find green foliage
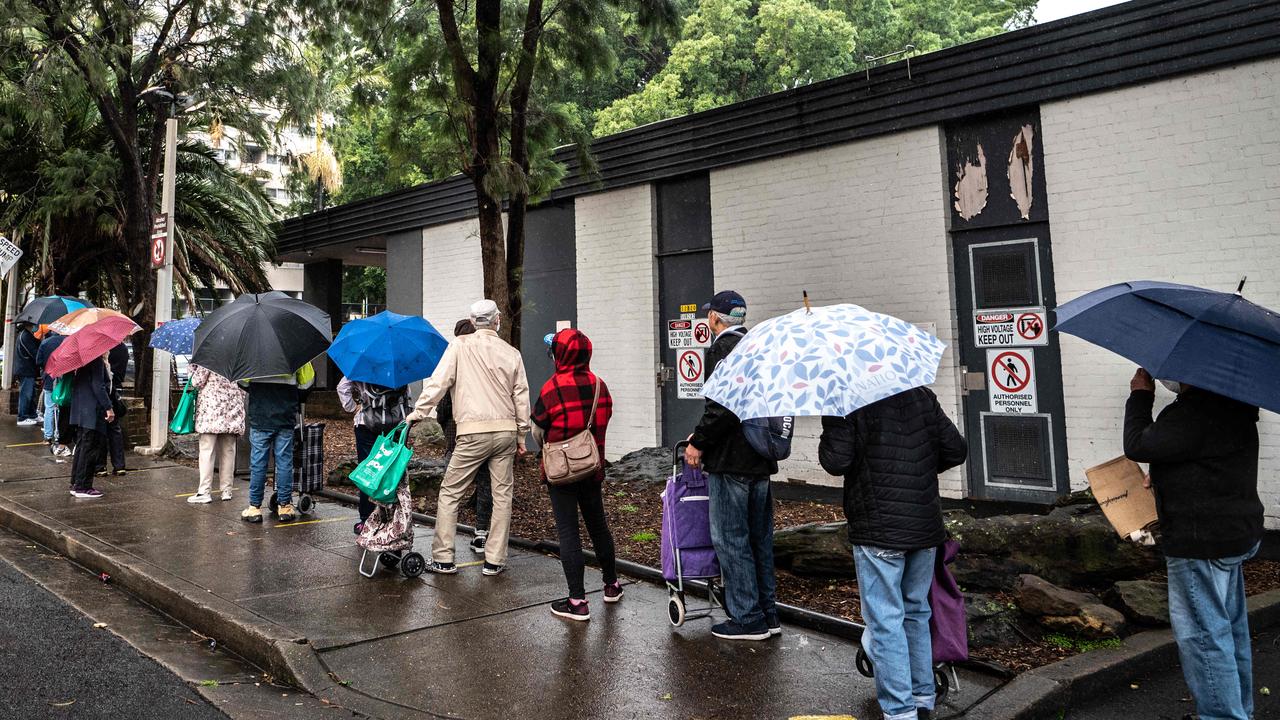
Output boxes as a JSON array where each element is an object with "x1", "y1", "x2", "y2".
[
  {"x1": 594, "y1": 0, "x2": 1036, "y2": 135},
  {"x1": 342, "y1": 267, "x2": 387, "y2": 305},
  {"x1": 630, "y1": 530, "x2": 659, "y2": 542},
  {"x1": 1042, "y1": 633, "x2": 1123, "y2": 653},
  {"x1": 619, "y1": 504, "x2": 640, "y2": 513}
]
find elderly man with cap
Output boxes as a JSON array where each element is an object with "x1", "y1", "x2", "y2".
[
  {"x1": 684, "y1": 290, "x2": 780, "y2": 641},
  {"x1": 407, "y1": 299, "x2": 531, "y2": 576}
]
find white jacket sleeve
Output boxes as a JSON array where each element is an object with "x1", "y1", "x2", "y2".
[
  {"x1": 512, "y1": 358, "x2": 531, "y2": 438},
  {"x1": 406, "y1": 343, "x2": 457, "y2": 422},
  {"x1": 336, "y1": 377, "x2": 357, "y2": 414}
]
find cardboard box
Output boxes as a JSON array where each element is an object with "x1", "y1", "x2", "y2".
[{"x1": 1086, "y1": 456, "x2": 1159, "y2": 538}]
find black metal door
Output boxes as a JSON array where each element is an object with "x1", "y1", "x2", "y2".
[
  {"x1": 520, "y1": 201, "x2": 577, "y2": 450},
  {"x1": 655, "y1": 175, "x2": 714, "y2": 448}
]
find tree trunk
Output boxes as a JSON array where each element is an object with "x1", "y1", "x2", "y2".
[
  {"x1": 504, "y1": 199, "x2": 526, "y2": 350},
  {"x1": 475, "y1": 175, "x2": 509, "y2": 336}
]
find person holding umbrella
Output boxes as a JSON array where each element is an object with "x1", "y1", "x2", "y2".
[
  {"x1": 242, "y1": 364, "x2": 314, "y2": 524},
  {"x1": 13, "y1": 325, "x2": 41, "y2": 426},
  {"x1": 36, "y1": 326, "x2": 72, "y2": 456},
  {"x1": 67, "y1": 353, "x2": 114, "y2": 498}
]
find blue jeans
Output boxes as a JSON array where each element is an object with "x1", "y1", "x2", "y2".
[
  {"x1": 853, "y1": 545, "x2": 937, "y2": 720},
  {"x1": 42, "y1": 389, "x2": 57, "y2": 441},
  {"x1": 707, "y1": 472, "x2": 777, "y2": 628},
  {"x1": 1167, "y1": 541, "x2": 1260, "y2": 720},
  {"x1": 248, "y1": 427, "x2": 294, "y2": 508},
  {"x1": 17, "y1": 376, "x2": 36, "y2": 420}
]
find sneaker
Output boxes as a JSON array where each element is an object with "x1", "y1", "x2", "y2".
[
  {"x1": 187, "y1": 493, "x2": 213, "y2": 504},
  {"x1": 55, "y1": 445, "x2": 72, "y2": 457},
  {"x1": 95, "y1": 469, "x2": 108, "y2": 477},
  {"x1": 482, "y1": 562, "x2": 505, "y2": 576},
  {"x1": 551, "y1": 598, "x2": 591, "y2": 622},
  {"x1": 603, "y1": 581, "x2": 625, "y2": 603},
  {"x1": 711, "y1": 620, "x2": 771, "y2": 641},
  {"x1": 113, "y1": 468, "x2": 128, "y2": 476},
  {"x1": 17, "y1": 418, "x2": 38, "y2": 426},
  {"x1": 470, "y1": 532, "x2": 487, "y2": 554},
  {"x1": 428, "y1": 561, "x2": 458, "y2": 575},
  {"x1": 220, "y1": 489, "x2": 233, "y2": 501},
  {"x1": 70, "y1": 489, "x2": 104, "y2": 499},
  {"x1": 241, "y1": 506, "x2": 263, "y2": 523},
  {"x1": 276, "y1": 504, "x2": 299, "y2": 522},
  {"x1": 766, "y1": 612, "x2": 782, "y2": 637}
]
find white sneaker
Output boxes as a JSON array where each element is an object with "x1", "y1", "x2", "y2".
[
  {"x1": 187, "y1": 493, "x2": 213, "y2": 504},
  {"x1": 221, "y1": 489, "x2": 233, "y2": 501},
  {"x1": 55, "y1": 445, "x2": 73, "y2": 457}
]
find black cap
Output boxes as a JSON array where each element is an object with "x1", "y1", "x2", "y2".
[{"x1": 702, "y1": 290, "x2": 747, "y2": 317}]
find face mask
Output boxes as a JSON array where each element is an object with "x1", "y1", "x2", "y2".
[{"x1": 1160, "y1": 380, "x2": 1183, "y2": 394}]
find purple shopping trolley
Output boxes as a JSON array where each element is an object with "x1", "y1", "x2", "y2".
[{"x1": 661, "y1": 443, "x2": 723, "y2": 627}]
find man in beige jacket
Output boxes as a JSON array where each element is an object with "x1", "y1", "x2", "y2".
[{"x1": 407, "y1": 299, "x2": 530, "y2": 575}]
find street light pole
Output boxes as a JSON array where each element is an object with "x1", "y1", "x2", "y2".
[{"x1": 145, "y1": 115, "x2": 178, "y2": 453}]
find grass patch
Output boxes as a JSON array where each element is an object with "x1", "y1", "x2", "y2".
[
  {"x1": 630, "y1": 530, "x2": 658, "y2": 542},
  {"x1": 619, "y1": 504, "x2": 639, "y2": 513},
  {"x1": 1043, "y1": 633, "x2": 1123, "y2": 653},
  {"x1": 199, "y1": 680, "x2": 219, "y2": 688}
]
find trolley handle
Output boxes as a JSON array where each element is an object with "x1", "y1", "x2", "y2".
[{"x1": 673, "y1": 440, "x2": 691, "y2": 467}]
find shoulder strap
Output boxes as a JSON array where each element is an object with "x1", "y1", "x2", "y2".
[{"x1": 586, "y1": 377, "x2": 602, "y2": 431}]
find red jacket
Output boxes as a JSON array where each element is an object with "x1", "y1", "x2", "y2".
[{"x1": 531, "y1": 329, "x2": 613, "y2": 481}]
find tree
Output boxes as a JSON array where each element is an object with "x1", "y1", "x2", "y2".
[
  {"x1": 594, "y1": 0, "x2": 1035, "y2": 135},
  {"x1": 1, "y1": 0, "x2": 303, "y2": 396}
]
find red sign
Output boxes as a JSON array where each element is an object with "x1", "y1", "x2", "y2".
[
  {"x1": 678, "y1": 349, "x2": 703, "y2": 382},
  {"x1": 693, "y1": 321, "x2": 711, "y2": 344},
  {"x1": 1016, "y1": 313, "x2": 1045, "y2": 342},
  {"x1": 976, "y1": 312, "x2": 1015, "y2": 325},
  {"x1": 990, "y1": 351, "x2": 1032, "y2": 393},
  {"x1": 668, "y1": 320, "x2": 692, "y2": 331},
  {"x1": 150, "y1": 213, "x2": 168, "y2": 269}
]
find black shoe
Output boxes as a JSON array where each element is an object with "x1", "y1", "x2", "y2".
[
  {"x1": 470, "y1": 533, "x2": 487, "y2": 553},
  {"x1": 765, "y1": 612, "x2": 781, "y2": 637},
  {"x1": 428, "y1": 561, "x2": 457, "y2": 575},
  {"x1": 112, "y1": 468, "x2": 128, "y2": 476},
  {"x1": 550, "y1": 598, "x2": 591, "y2": 622},
  {"x1": 482, "y1": 562, "x2": 505, "y2": 576},
  {"x1": 711, "y1": 619, "x2": 771, "y2": 641},
  {"x1": 917, "y1": 709, "x2": 933, "y2": 720}
]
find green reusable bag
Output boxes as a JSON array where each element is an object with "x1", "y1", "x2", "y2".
[
  {"x1": 349, "y1": 422, "x2": 413, "y2": 503},
  {"x1": 168, "y1": 380, "x2": 197, "y2": 435},
  {"x1": 51, "y1": 376, "x2": 73, "y2": 407}
]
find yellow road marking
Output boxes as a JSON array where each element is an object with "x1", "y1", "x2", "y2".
[
  {"x1": 175, "y1": 492, "x2": 196, "y2": 498},
  {"x1": 6, "y1": 441, "x2": 48, "y2": 448},
  {"x1": 276, "y1": 517, "x2": 347, "y2": 528},
  {"x1": 456, "y1": 560, "x2": 484, "y2": 568}
]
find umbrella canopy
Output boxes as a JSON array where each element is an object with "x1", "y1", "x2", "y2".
[
  {"x1": 149, "y1": 317, "x2": 202, "y2": 355},
  {"x1": 327, "y1": 311, "x2": 448, "y2": 387},
  {"x1": 15, "y1": 296, "x2": 92, "y2": 327},
  {"x1": 45, "y1": 315, "x2": 141, "y2": 378},
  {"x1": 191, "y1": 292, "x2": 332, "y2": 381},
  {"x1": 1055, "y1": 280, "x2": 1280, "y2": 414},
  {"x1": 48, "y1": 307, "x2": 132, "y2": 336},
  {"x1": 701, "y1": 304, "x2": 946, "y2": 419}
]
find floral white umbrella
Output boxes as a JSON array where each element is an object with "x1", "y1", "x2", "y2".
[{"x1": 701, "y1": 303, "x2": 946, "y2": 419}]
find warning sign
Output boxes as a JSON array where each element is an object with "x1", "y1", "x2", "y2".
[
  {"x1": 150, "y1": 213, "x2": 168, "y2": 269},
  {"x1": 668, "y1": 318, "x2": 712, "y2": 349},
  {"x1": 0, "y1": 236, "x2": 22, "y2": 276},
  {"x1": 676, "y1": 349, "x2": 705, "y2": 400},
  {"x1": 987, "y1": 349, "x2": 1038, "y2": 414},
  {"x1": 974, "y1": 307, "x2": 1047, "y2": 347}
]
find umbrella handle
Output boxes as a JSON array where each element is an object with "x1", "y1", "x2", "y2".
[
  {"x1": 803, "y1": 290, "x2": 812, "y2": 314},
  {"x1": 1236, "y1": 275, "x2": 1247, "y2": 294}
]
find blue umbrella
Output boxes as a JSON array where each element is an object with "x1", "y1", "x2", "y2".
[
  {"x1": 1055, "y1": 280, "x2": 1280, "y2": 414},
  {"x1": 15, "y1": 295, "x2": 92, "y2": 327},
  {"x1": 148, "y1": 317, "x2": 202, "y2": 355},
  {"x1": 327, "y1": 310, "x2": 448, "y2": 388}
]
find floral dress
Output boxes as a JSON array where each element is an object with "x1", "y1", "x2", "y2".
[{"x1": 190, "y1": 365, "x2": 247, "y2": 436}]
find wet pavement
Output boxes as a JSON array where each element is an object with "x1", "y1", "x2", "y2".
[{"x1": 0, "y1": 421, "x2": 1002, "y2": 719}]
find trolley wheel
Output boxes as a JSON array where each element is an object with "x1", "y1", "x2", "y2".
[
  {"x1": 668, "y1": 593, "x2": 686, "y2": 627},
  {"x1": 353, "y1": 522, "x2": 364, "y2": 536},
  {"x1": 401, "y1": 552, "x2": 426, "y2": 578},
  {"x1": 855, "y1": 647, "x2": 875, "y2": 678},
  {"x1": 934, "y1": 665, "x2": 950, "y2": 706},
  {"x1": 267, "y1": 494, "x2": 279, "y2": 516},
  {"x1": 298, "y1": 494, "x2": 314, "y2": 513},
  {"x1": 379, "y1": 552, "x2": 402, "y2": 569}
]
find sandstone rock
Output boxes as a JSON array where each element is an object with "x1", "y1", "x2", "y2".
[
  {"x1": 1040, "y1": 603, "x2": 1127, "y2": 639},
  {"x1": 945, "y1": 504, "x2": 1161, "y2": 591},
  {"x1": 772, "y1": 522, "x2": 855, "y2": 579},
  {"x1": 409, "y1": 418, "x2": 445, "y2": 447},
  {"x1": 1016, "y1": 574, "x2": 1102, "y2": 617},
  {"x1": 1109, "y1": 580, "x2": 1170, "y2": 626},
  {"x1": 965, "y1": 593, "x2": 1023, "y2": 648},
  {"x1": 605, "y1": 447, "x2": 674, "y2": 485}
]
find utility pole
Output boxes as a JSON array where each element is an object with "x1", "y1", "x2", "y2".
[
  {"x1": 1, "y1": 263, "x2": 18, "y2": 391},
  {"x1": 144, "y1": 115, "x2": 178, "y2": 453}
]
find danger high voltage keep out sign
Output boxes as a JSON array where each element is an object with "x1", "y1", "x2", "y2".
[{"x1": 974, "y1": 307, "x2": 1048, "y2": 348}]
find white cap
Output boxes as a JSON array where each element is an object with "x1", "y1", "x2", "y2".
[{"x1": 470, "y1": 299, "x2": 500, "y2": 327}]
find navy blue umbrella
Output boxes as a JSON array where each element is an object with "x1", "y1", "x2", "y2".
[
  {"x1": 148, "y1": 317, "x2": 201, "y2": 355},
  {"x1": 1055, "y1": 280, "x2": 1280, "y2": 413}
]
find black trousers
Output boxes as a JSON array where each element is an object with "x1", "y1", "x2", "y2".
[
  {"x1": 354, "y1": 425, "x2": 378, "y2": 522},
  {"x1": 96, "y1": 420, "x2": 125, "y2": 473},
  {"x1": 547, "y1": 481, "x2": 618, "y2": 599},
  {"x1": 71, "y1": 428, "x2": 106, "y2": 492}
]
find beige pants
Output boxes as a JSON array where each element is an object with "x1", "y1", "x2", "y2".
[
  {"x1": 197, "y1": 433, "x2": 237, "y2": 496},
  {"x1": 433, "y1": 431, "x2": 517, "y2": 565}
]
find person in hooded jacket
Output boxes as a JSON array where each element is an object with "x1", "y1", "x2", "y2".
[
  {"x1": 819, "y1": 387, "x2": 967, "y2": 720},
  {"x1": 14, "y1": 326, "x2": 41, "y2": 425},
  {"x1": 337, "y1": 375, "x2": 410, "y2": 531},
  {"x1": 531, "y1": 328, "x2": 622, "y2": 621},
  {"x1": 36, "y1": 328, "x2": 73, "y2": 456}
]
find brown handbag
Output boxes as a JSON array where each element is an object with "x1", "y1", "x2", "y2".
[{"x1": 542, "y1": 378, "x2": 603, "y2": 485}]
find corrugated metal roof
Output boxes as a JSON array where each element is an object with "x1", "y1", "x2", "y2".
[{"x1": 276, "y1": 0, "x2": 1280, "y2": 254}]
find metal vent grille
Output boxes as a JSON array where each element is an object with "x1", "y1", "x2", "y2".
[
  {"x1": 973, "y1": 244, "x2": 1037, "y2": 309},
  {"x1": 984, "y1": 414, "x2": 1052, "y2": 488}
]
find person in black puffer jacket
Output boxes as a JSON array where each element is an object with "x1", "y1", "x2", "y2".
[
  {"x1": 1123, "y1": 368, "x2": 1261, "y2": 720},
  {"x1": 819, "y1": 386, "x2": 967, "y2": 720}
]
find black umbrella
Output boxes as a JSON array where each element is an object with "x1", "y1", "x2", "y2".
[
  {"x1": 14, "y1": 295, "x2": 94, "y2": 328},
  {"x1": 191, "y1": 292, "x2": 332, "y2": 381}
]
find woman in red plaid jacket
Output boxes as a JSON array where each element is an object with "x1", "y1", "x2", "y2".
[{"x1": 532, "y1": 328, "x2": 623, "y2": 622}]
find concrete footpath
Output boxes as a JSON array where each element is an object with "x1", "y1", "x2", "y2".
[{"x1": 0, "y1": 421, "x2": 999, "y2": 720}]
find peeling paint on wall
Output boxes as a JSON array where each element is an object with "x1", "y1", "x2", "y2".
[
  {"x1": 1008, "y1": 124, "x2": 1035, "y2": 219},
  {"x1": 954, "y1": 144, "x2": 988, "y2": 221}
]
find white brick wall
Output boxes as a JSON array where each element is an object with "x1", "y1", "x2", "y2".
[
  {"x1": 575, "y1": 186, "x2": 661, "y2": 458},
  {"x1": 1043, "y1": 57, "x2": 1280, "y2": 527},
  {"x1": 420, "y1": 219, "x2": 485, "y2": 333},
  {"x1": 710, "y1": 126, "x2": 965, "y2": 494}
]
